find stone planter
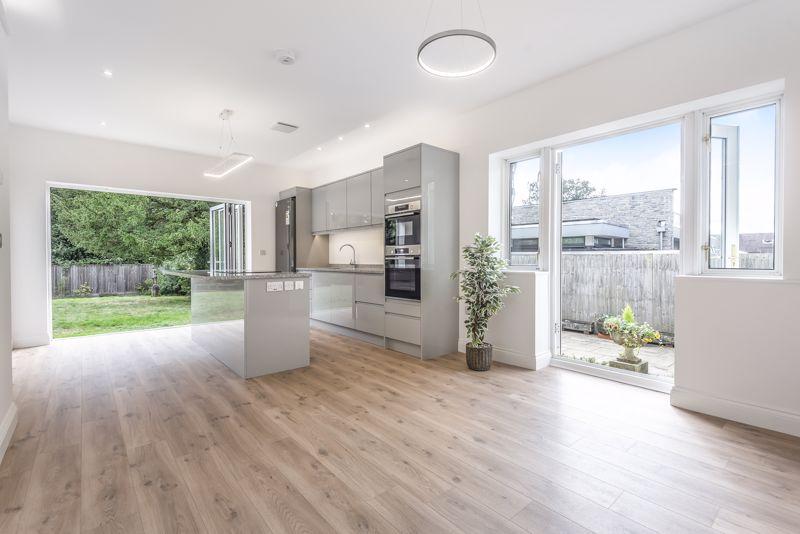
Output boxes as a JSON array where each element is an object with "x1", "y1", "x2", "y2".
[
  {"x1": 608, "y1": 332, "x2": 649, "y2": 374},
  {"x1": 466, "y1": 343, "x2": 493, "y2": 371}
]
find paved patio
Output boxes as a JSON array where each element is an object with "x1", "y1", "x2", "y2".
[{"x1": 560, "y1": 330, "x2": 674, "y2": 379}]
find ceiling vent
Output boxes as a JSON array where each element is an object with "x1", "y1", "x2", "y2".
[{"x1": 271, "y1": 122, "x2": 299, "y2": 134}]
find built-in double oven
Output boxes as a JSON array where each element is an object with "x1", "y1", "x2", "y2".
[{"x1": 384, "y1": 192, "x2": 421, "y2": 300}]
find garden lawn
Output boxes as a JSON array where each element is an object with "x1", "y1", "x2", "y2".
[{"x1": 52, "y1": 295, "x2": 191, "y2": 338}]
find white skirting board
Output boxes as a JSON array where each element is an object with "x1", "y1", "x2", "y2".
[
  {"x1": 458, "y1": 338, "x2": 551, "y2": 370},
  {"x1": 0, "y1": 401, "x2": 18, "y2": 464},
  {"x1": 671, "y1": 386, "x2": 800, "y2": 438}
]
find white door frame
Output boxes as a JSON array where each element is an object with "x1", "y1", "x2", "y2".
[{"x1": 546, "y1": 118, "x2": 684, "y2": 394}]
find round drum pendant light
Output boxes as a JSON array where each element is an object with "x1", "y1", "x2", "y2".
[{"x1": 417, "y1": 29, "x2": 496, "y2": 77}]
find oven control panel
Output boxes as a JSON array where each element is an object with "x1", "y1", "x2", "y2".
[
  {"x1": 385, "y1": 199, "x2": 421, "y2": 216},
  {"x1": 385, "y1": 245, "x2": 421, "y2": 257}
]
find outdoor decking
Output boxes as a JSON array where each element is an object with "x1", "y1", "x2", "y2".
[{"x1": 560, "y1": 330, "x2": 675, "y2": 379}]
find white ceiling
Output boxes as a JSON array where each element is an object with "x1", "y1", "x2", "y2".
[{"x1": 6, "y1": 0, "x2": 750, "y2": 169}]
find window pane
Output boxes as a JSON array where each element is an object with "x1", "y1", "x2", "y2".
[
  {"x1": 509, "y1": 157, "x2": 540, "y2": 268},
  {"x1": 708, "y1": 103, "x2": 776, "y2": 270}
]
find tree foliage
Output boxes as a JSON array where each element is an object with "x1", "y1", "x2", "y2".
[
  {"x1": 525, "y1": 177, "x2": 601, "y2": 204},
  {"x1": 451, "y1": 234, "x2": 520, "y2": 347},
  {"x1": 50, "y1": 188, "x2": 213, "y2": 271}
]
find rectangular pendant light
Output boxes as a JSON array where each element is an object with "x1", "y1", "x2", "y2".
[{"x1": 203, "y1": 152, "x2": 254, "y2": 179}]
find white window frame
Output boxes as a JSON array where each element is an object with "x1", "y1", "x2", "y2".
[
  {"x1": 697, "y1": 94, "x2": 783, "y2": 277},
  {"x1": 487, "y1": 80, "x2": 784, "y2": 392},
  {"x1": 503, "y1": 152, "x2": 545, "y2": 270}
]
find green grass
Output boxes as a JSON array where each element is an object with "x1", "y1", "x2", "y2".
[{"x1": 52, "y1": 295, "x2": 191, "y2": 338}]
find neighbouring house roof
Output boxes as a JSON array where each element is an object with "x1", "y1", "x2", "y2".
[
  {"x1": 512, "y1": 219, "x2": 630, "y2": 240},
  {"x1": 738, "y1": 233, "x2": 775, "y2": 253}
]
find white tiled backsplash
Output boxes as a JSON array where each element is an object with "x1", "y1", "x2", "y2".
[{"x1": 328, "y1": 226, "x2": 383, "y2": 265}]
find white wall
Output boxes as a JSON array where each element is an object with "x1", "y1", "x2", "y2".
[
  {"x1": 308, "y1": 0, "x2": 800, "y2": 433},
  {"x1": 328, "y1": 226, "x2": 383, "y2": 265},
  {"x1": 10, "y1": 125, "x2": 310, "y2": 348},
  {"x1": 673, "y1": 277, "x2": 800, "y2": 435},
  {"x1": 0, "y1": 6, "x2": 16, "y2": 462}
]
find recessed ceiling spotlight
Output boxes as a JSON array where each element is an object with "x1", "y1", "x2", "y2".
[
  {"x1": 274, "y1": 49, "x2": 296, "y2": 66},
  {"x1": 364, "y1": 123, "x2": 371, "y2": 129},
  {"x1": 316, "y1": 146, "x2": 323, "y2": 151},
  {"x1": 99, "y1": 121, "x2": 107, "y2": 127},
  {"x1": 338, "y1": 136, "x2": 344, "y2": 141},
  {"x1": 102, "y1": 68, "x2": 113, "y2": 78}
]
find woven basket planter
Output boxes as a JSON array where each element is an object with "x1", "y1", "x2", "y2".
[{"x1": 466, "y1": 343, "x2": 493, "y2": 371}]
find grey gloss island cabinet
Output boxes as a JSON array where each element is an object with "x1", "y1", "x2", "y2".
[
  {"x1": 311, "y1": 167, "x2": 384, "y2": 233},
  {"x1": 163, "y1": 270, "x2": 312, "y2": 378}
]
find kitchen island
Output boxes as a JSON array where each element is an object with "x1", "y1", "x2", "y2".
[{"x1": 163, "y1": 270, "x2": 311, "y2": 378}]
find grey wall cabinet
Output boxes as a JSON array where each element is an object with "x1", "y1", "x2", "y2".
[
  {"x1": 347, "y1": 172, "x2": 372, "y2": 228},
  {"x1": 326, "y1": 180, "x2": 348, "y2": 231},
  {"x1": 311, "y1": 185, "x2": 328, "y2": 233},
  {"x1": 384, "y1": 146, "x2": 421, "y2": 194},
  {"x1": 312, "y1": 166, "x2": 384, "y2": 233},
  {"x1": 370, "y1": 168, "x2": 384, "y2": 224}
]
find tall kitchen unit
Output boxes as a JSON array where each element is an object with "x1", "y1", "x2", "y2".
[{"x1": 383, "y1": 144, "x2": 459, "y2": 359}]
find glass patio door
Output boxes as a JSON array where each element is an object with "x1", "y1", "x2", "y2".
[
  {"x1": 550, "y1": 122, "x2": 682, "y2": 390},
  {"x1": 210, "y1": 203, "x2": 246, "y2": 272}
]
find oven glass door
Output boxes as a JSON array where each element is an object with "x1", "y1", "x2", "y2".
[
  {"x1": 385, "y1": 256, "x2": 421, "y2": 300},
  {"x1": 385, "y1": 213, "x2": 421, "y2": 247}
]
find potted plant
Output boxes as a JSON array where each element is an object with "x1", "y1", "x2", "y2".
[
  {"x1": 451, "y1": 234, "x2": 520, "y2": 371},
  {"x1": 595, "y1": 314, "x2": 611, "y2": 340},
  {"x1": 603, "y1": 304, "x2": 660, "y2": 374}
]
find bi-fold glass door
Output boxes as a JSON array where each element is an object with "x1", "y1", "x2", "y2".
[{"x1": 210, "y1": 203, "x2": 246, "y2": 272}]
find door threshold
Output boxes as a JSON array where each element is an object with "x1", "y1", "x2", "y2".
[{"x1": 550, "y1": 356, "x2": 672, "y2": 393}]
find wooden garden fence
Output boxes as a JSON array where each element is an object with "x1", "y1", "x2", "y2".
[
  {"x1": 51, "y1": 264, "x2": 155, "y2": 298},
  {"x1": 510, "y1": 250, "x2": 772, "y2": 334}
]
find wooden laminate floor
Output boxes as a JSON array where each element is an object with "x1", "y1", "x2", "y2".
[{"x1": 2, "y1": 327, "x2": 800, "y2": 533}]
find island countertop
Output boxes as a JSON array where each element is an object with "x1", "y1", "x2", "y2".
[{"x1": 162, "y1": 269, "x2": 311, "y2": 280}]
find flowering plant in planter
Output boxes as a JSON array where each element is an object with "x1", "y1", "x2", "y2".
[
  {"x1": 603, "y1": 305, "x2": 660, "y2": 368},
  {"x1": 451, "y1": 234, "x2": 520, "y2": 371}
]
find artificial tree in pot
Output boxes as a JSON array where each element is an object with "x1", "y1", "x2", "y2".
[{"x1": 451, "y1": 234, "x2": 520, "y2": 371}]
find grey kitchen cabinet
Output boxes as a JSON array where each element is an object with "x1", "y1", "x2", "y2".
[
  {"x1": 326, "y1": 180, "x2": 348, "y2": 230},
  {"x1": 347, "y1": 172, "x2": 372, "y2": 228},
  {"x1": 355, "y1": 273, "x2": 384, "y2": 305},
  {"x1": 370, "y1": 167, "x2": 384, "y2": 224},
  {"x1": 328, "y1": 272, "x2": 355, "y2": 329},
  {"x1": 311, "y1": 185, "x2": 328, "y2": 233},
  {"x1": 385, "y1": 313, "x2": 421, "y2": 345},
  {"x1": 310, "y1": 271, "x2": 354, "y2": 328},
  {"x1": 383, "y1": 145, "x2": 421, "y2": 194},
  {"x1": 356, "y1": 302, "x2": 384, "y2": 337},
  {"x1": 310, "y1": 271, "x2": 332, "y2": 322}
]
